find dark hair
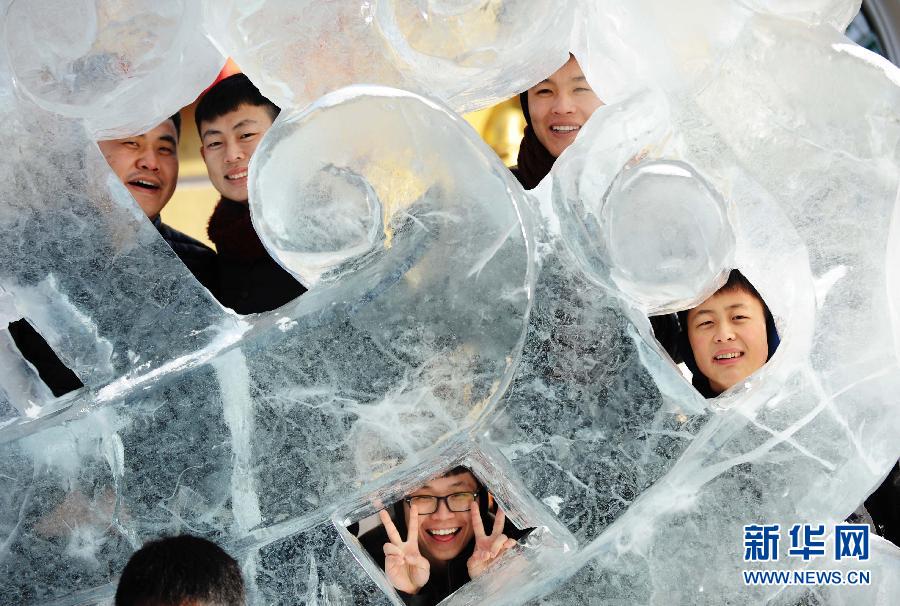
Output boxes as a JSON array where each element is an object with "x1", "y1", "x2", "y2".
[
  {"x1": 519, "y1": 91, "x2": 532, "y2": 126},
  {"x1": 194, "y1": 73, "x2": 280, "y2": 134},
  {"x1": 440, "y1": 465, "x2": 475, "y2": 480},
  {"x1": 676, "y1": 269, "x2": 780, "y2": 398},
  {"x1": 115, "y1": 535, "x2": 245, "y2": 606},
  {"x1": 168, "y1": 112, "x2": 181, "y2": 140},
  {"x1": 714, "y1": 269, "x2": 766, "y2": 302}
]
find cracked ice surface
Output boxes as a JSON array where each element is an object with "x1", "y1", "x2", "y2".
[{"x1": 1, "y1": 0, "x2": 899, "y2": 605}]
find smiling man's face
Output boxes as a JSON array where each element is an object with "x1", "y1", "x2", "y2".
[
  {"x1": 527, "y1": 56, "x2": 604, "y2": 158},
  {"x1": 199, "y1": 103, "x2": 274, "y2": 204},
  {"x1": 687, "y1": 288, "x2": 769, "y2": 394},
  {"x1": 403, "y1": 471, "x2": 479, "y2": 565},
  {"x1": 96, "y1": 120, "x2": 179, "y2": 220}
]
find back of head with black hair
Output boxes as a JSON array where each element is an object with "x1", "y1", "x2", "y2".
[
  {"x1": 115, "y1": 535, "x2": 245, "y2": 606},
  {"x1": 194, "y1": 73, "x2": 280, "y2": 134}
]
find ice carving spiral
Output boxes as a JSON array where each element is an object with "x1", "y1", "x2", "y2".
[{"x1": 0, "y1": 0, "x2": 898, "y2": 605}]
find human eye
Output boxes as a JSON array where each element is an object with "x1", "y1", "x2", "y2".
[
  {"x1": 122, "y1": 140, "x2": 139, "y2": 148},
  {"x1": 239, "y1": 131, "x2": 258, "y2": 140},
  {"x1": 445, "y1": 493, "x2": 476, "y2": 513},
  {"x1": 696, "y1": 319, "x2": 714, "y2": 328},
  {"x1": 159, "y1": 146, "x2": 175, "y2": 155},
  {"x1": 408, "y1": 495, "x2": 437, "y2": 512},
  {"x1": 204, "y1": 139, "x2": 222, "y2": 150}
]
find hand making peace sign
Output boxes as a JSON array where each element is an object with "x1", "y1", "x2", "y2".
[
  {"x1": 467, "y1": 504, "x2": 517, "y2": 579},
  {"x1": 379, "y1": 504, "x2": 431, "y2": 595}
]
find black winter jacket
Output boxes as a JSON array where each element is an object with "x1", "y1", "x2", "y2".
[
  {"x1": 212, "y1": 255, "x2": 305, "y2": 315},
  {"x1": 207, "y1": 198, "x2": 306, "y2": 315},
  {"x1": 153, "y1": 217, "x2": 217, "y2": 291},
  {"x1": 864, "y1": 462, "x2": 900, "y2": 548}
]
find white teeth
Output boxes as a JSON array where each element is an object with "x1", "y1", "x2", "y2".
[
  {"x1": 551, "y1": 125, "x2": 579, "y2": 132},
  {"x1": 428, "y1": 528, "x2": 459, "y2": 536},
  {"x1": 714, "y1": 352, "x2": 742, "y2": 360},
  {"x1": 132, "y1": 179, "x2": 158, "y2": 188},
  {"x1": 226, "y1": 170, "x2": 248, "y2": 180}
]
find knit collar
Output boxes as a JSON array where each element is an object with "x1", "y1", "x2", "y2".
[{"x1": 207, "y1": 197, "x2": 269, "y2": 260}]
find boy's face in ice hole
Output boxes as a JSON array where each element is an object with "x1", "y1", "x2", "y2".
[
  {"x1": 402, "y1": 471, "x2": 479, "y2": 564},
  {"x1": 686, "y1": 287, "x2": 769, "y2": 394}
]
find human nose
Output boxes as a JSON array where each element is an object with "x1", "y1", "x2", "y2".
[
  {"x1": 714, "y1": 323, "x2": 736, "y2": 343},
  {"x1": 137, "y1": 149, "x2": 160, "y2": 172},
  {"x1": 432, "y1": 498, "x2": 454, "y2": 520},
  {"x1": 551, "y1": 91, "x2": 576, "y2": 114},
  {"x1": 224, "y1": 140, "x2": 246, "y2": 164}
]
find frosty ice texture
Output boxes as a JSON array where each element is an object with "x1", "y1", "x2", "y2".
[
  {"x1": 4, "y1": 0, "x2": 224, "y2": 138},
  {"x1": 203, "y1": 0, "x2": 572, "y2": 113},
  {"x1": 1, "y1": 0, "x2": 899, "y2": 605}
]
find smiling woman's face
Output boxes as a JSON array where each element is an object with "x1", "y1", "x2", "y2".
[
  {"x1": 403, "y1": 472, "x2": 479, "y2": 564},
  {"x1": 527, "y1": 56, "x2": 604, "y2": 158}
]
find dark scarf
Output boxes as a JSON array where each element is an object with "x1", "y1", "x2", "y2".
[
  {"x1": 514, "y1": 91, "x2": 557, "y2": 190},
  {"x1": 207, "y1": 197, "x2": 269, "y2": 260}
]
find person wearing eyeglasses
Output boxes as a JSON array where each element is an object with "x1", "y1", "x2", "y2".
[{"x1": 358, "y1": 466, "x2": 522, "y2": 605}]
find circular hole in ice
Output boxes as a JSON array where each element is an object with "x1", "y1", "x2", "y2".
[{"x1": 601, "y1": 160, "x2": 734, "y2": 313}]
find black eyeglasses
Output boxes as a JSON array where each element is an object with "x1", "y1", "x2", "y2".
[{"x1": 404, "y1": 492, "x2": 479, "y2": 515}]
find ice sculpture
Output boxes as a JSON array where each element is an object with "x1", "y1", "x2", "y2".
[
  {"x1": 0, "y1": 1, "x2": 898, "y2": 605},
  {"x1": 202, "y1": 0, "x2": 572, "y2": 113},
  {"x1": 3, "y1": 0, "x2": 224, "y2": 139}
]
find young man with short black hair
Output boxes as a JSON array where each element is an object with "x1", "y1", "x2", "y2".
[
  {"x1": 359, "y1": 467, "x2": 524, "y2": 606},
  {"x1": 677, "y1": 270, "x2": 899, "y2": 547},
  {"x1": 195, "y1": 73, "x2": 305, "y2": 314},
  {"x1": 678, "y1": 269, "x2": 779, "y2": 398}
]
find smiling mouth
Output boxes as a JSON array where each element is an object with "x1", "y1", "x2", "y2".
[
  {"x1": 128, "y1": 179, "x2": 160, "y2": 191},
  {"x1": 426, "y1": 528, "x2": 460, "y2": 542},
  {"x1": 714, "y1": 352, "x2": 744, "y2": 361},
  {"x1": 225, "y1": 170, "x2": 248, "y2": 181},
  {"x1": 550, "y1": 125, "x2": 580, "y2": 133}
]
